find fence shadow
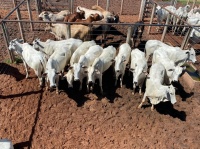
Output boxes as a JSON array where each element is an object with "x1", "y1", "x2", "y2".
[
  {"x1": 0, "y1": 63, "x2": 25, "y2": 81},
  {"x1": 13, "y1": 89, "x2": 43, "y2": 149}
]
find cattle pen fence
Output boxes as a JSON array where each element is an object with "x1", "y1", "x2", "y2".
[{"x1": 0, "y1": 0, "x2": 200, "y2": 67}]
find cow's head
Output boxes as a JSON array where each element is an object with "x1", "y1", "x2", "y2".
[
  {"x1": 187, "y1": 47, "x2": 197, "y2": 63},
  {"x1": 167, "y1": 85, "x2": 177, "y2": 104},
  {"x1": 43, "y1": 68, "x2": 60, "y2": 91}
]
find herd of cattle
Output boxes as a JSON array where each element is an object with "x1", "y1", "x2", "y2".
[
  {"x1": 5, "y1": 4, "x2": 200, "y2": 111},
  {"x1": 8, "y1": 36, "x2": 197, "y2": 111},
  {"x1": 38, "y1": 5, "x2": 119, "y2": 41},
  {"x1": 155, "y1": 4, "x2": 200, "y2": 45}
]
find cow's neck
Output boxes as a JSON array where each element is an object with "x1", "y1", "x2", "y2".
[{"x1": 14, "y1": 42, "x2": 23, "y2": 55}]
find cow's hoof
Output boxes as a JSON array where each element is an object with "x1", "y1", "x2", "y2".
[{"x1": 138, "y1": 104, "x2": 142, "y2": 109}]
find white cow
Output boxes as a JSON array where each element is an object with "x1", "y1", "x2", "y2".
[
  {"x1": 70, "y1": 40, "x2": 96, "y2": 66},
  {"x1": 189, "y1": 20, "x2": 200, "y2": 45},
  {"x1": 39, "y1": 10, "x2": 70, "y2": 21},
  {"x1": 88, "y1": 45, "x2": 116, "y2": 94},
  {"x1": 114, "y1": 43, "x2": 131, "y2": 87},
  {"x1": 76, "y1": 6, "x2": 103, "y2": 19},
  {"x1": 156, "y1": 5, "x2": 176, "y2": 31},
  {"x1": 64, "y1": 40, "x2": 96, "y2": 88},
  {"x1": 9, "y1": 39, "x2": 47, "y2": 87},
  {"x1": 152, "y1": 48, "x2": 184, "y2": 84},
  {"x1": 173, "y1": 5, "x2": 191, "y2": 33},
  {"x1": 33, "y1": 38, "x2": 82, "y2": 56},
  {"x1": 138, "y1": 63, "x2": 177, "y2": 111},
  {"x1": 145, "y1": 40, "x2": 197, "y2": 66},
  {"x1": 73, "y1": 45, "x2": 103, "y2": 90},
  {"x1": 43, "y1": 45, "x2": 71, "y2": 94},
  {"x1": 0, "y1": 139, "x2": 14, "y2": 149},
  {"x1": 130, "y1": 48, "x2": 148, "y2": 95}
]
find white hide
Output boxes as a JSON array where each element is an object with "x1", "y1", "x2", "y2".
[
  {"x1": 45, "y1": 45, "x2": 71, "y2": 93},
  {"x1": 70, "y1": 40, "x2": 96, "y2": 66},
  {"x1": 138, "y1": 63, "x2": 177, "y2": 111},
  {"x1": 145, "y1": 40, "x2": 197, "y2": 66},
  {"x1": 76, "y1": 6, "x2": 103, "y2": 19},
  {"x1": 130, "y1": 48, "x2": 147, "y2": 95},
  {"x1": 73, "y1": 45, "x2": 103, "y2": 90},
  {"x1": 88, "y1": 45, "x2": 116, "y2": 93},
  {"x1": 152, "y1": 48, "x2": 184, "y2": 83},
  {"x1": 39, "y1": 10, "x2": 70, "y2": 21},
  {"x1": 33, "y1": 38, "x2": 82, "y2": 56},
  {"x1": 9, "y1": 39, "x2": 47, "y2": 87},
  {"x1": 114, "y1": 43, "x2": 131, "y2": 87}
]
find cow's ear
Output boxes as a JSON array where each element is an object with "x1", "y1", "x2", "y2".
[
  {"x1": 122, "y1": 59, "x2": 126, "y2": 63},
  {"x1": 111, "y1": 59, "x2": 115, "y2": 63},
  {"x1": 69, "y1": 66, "x2": 73, "y2": 70},
  {"x1": 182, "y1": 66, "x2": 186, "y2": 70},
  {"x1": 82, "y1": 65, "x2": 88, "y2": 68},
  {"x1": 168, "y1": 68, "x2": 174, "y2": 71},
  {"x1": 42, "y1": 73, "x2": 47, "y2": 77},
  {"x1": 143, "y1": 70, "x2": 148, "y2": 75},
  {"x1": 18, "y1": 39, "x2": 24, "y2": 43},
  {"x1": 95, "y1": 69, "x2": 100, "y2": 74}
]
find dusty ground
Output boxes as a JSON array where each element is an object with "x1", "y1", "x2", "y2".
[{"x1": 0, "y1": 1, "x2": 200, "y2": 149}]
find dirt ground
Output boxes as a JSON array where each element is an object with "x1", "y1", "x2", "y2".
[{"x1": 0, "y1": 1, "x2": 200, "y2": 149}]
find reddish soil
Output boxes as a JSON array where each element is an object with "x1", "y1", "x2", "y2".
[{"x1": 0, "y1": 1, "x2": 200, "y2": 149}]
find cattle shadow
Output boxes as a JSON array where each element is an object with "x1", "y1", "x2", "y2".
[
  {"x1": 0, "y1": 63, "x2": 25, "y2": 81},
  {"x1": 136, "y1": 40, "x2": 147, "y2": 52},
  {"x1": 84, "y1": 65, "x2": 122, "y2": 103},
  {"x1": 58, "y1": 78, "x2": 90, "y2": 107},
  {"x1": 172, "y1": 81, "x2": 194, "y2": 101},
  {"x1": 155, "y1": 102, "x2": 186, "y2": 121}
]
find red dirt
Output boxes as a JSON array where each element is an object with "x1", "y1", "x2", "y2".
[{"x1": 0, "y1": 1, "x2": 200, "y2": 149}]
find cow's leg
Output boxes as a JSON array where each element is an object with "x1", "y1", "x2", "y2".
[
  {"x1": 22, "y1": 60, "x2": 29, "y2": 78},
  {"x1": 79, "y1": 76, "x2": 83, "y2": 91},
  {"x1": 55, "y1": 75, "x2": 60, "y2": 94},
  {"x1": 151, "y1": 104, "x2": 154, "y2": 111},
  {"x1": 99, "y1": 75, "x2": 103, "y2": 94},
  {"x1": 132, "y1": 80, "x2": 136, "y2": 95},
  {"x1": 46, "y1": 77, "x2": 49, "y2": 91},
  {"x1": 138, "y1": 92, "x2": 146, "y2": 108},
  {"x1": 86, "y1": 77, "x2": 89, "y2": 93},
  {"x1": 120, "y1": 73, "x2": 124, "y2": 88}
]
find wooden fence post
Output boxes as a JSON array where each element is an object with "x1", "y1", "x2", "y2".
[
  {"x1": 67, "y1": 23, "x2": 71, "y2": 39},
  {"x1": 120, "y1": 0, "x2": 124, "y2": 15},
  {"x1": 192, "y1": 0, "x2": 197, "y2": 9},
  {"x1": 71, "y1": 0, "x2": 74, "y2": 13},
  {"x1": 27, "y1": 0, "x2": 34, "y2": 31},
  {"x1": 138, "y1": 0, "x2": 146, "y2": 21},
  {"x1": 106, "y1": 0, "x2": 110, "y2": 11},
  {"x1": 181, "y1": 27, "x2": 192, "y2": 49},
  {"x1": 126, "y1": 26, "x2": 133, "y2": 47},
  {"x1": 1, "y1": 22, "x2": 14, "y2": 62},
  {"x1": 13, "y1": 0, "x2": 25, "y2": 41},
  {"x1": 147, "y1": 3, "x2": 156, "y2": 34},
  {"x1": 161, "y1": 14, "x2": 170, "y2": 42}
]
